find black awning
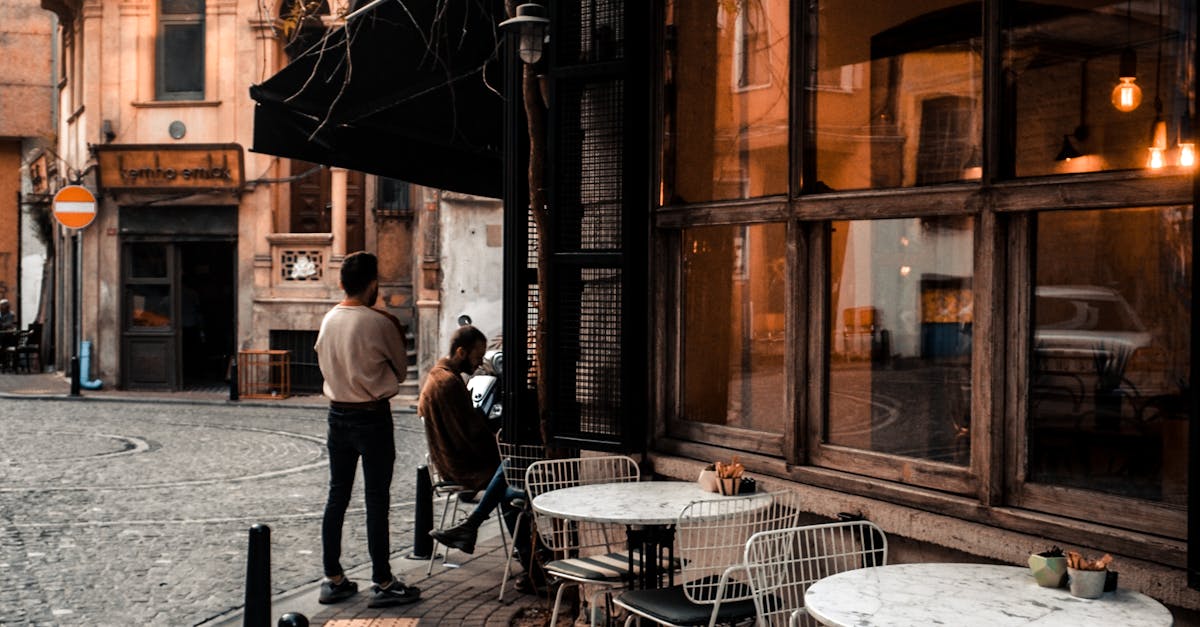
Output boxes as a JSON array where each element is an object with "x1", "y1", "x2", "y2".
[{"x1": 250, "y1": 0, "x2": 505, "y2": 198}]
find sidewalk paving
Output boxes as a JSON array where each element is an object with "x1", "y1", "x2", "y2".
[
  {"x1": 2, "y1": 371, "x2": 555, "y2": 626},
  {"x1": 203, "y1": 523, "x2": 550, "y2": 627}
]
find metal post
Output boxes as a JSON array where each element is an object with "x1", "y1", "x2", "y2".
[
  {"x1": 229, "y1": 355, "x2": 239, "y2": 401},
  {"x1": 244, "y1": 524, "x2": 271, "y2": 627},
  {"x1": 69, "y1": 231, "x2": 80, "y2": 396},
  {"x1": 408, "y1": 465, "x2": 434, "y2": 559},
  {"x1": 277, "y1": 613, "x2": 308, "y2": 627}
]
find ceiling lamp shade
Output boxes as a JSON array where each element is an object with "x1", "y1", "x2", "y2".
[
  {"x1": 500, "y1": 3, "x2": 550, "y2": 65},
  {"x1": 1055, "y1": 134, "x2": 1082, "y2": 161}
]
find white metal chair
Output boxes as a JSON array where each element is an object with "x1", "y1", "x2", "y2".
[
  {"x1": 495, "y1": 436, "x2": 548, "y2": 601},
  {"x1": 424, "y1": 450, "x2": 510, "y2": 575},
  {"x1": 613, "y1": 490, "x2": 800, "y2": 627},
  {"x1": 743, "y1": 520, "x2": 888, "y2": 627},
  {"x1": 525, "y1": 455, "x2": 640, "y2": 627}
]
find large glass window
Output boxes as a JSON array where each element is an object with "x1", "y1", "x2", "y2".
[
  {"x1": 681, "y1": 224, "x2": 787, "y2": 434},
  {"x1": 1006, "y1": 0, "x2": 1196, "y2": 176},
  {"x1": 828, "y1": 216, "x2": 974, "y2": 464},
  {"x1": 1030, "y1": 206, "x2": 1190, "y2": 504},
  {"x1": 815, "y1": 0, "x2": 982, "y2": 191},
  {"x1": 662, "y1": 0, "x2": 789, "y2": 204},
  {"x1": 157, "y1": 0, "x2": 205, "y2": 100}
]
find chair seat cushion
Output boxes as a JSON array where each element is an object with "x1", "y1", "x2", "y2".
[
  {"x1": 545, "y1": 550, "x2": 682, "y2": 582},
  {"x1": 615, "y1": 580, "x2": 759, "y2": 626}
]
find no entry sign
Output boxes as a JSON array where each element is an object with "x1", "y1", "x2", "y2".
[{"x1": 52, "y1": 185, "x2": 97, "y2": 229}]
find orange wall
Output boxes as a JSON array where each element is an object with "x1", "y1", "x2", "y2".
[{"x1": 0, "y1": 142, "x2": 19, "y2": 309}]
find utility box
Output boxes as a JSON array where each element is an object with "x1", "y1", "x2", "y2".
[{"x1": 238, "y1": 349, "x2": 291, "y2": 399}]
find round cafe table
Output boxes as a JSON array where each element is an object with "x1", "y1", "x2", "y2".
[
  {"x1": 532, "y1": 481, "x2": 765, "y2": 588},
  {"x1": 803, "y1": 563, "x2": 1173, "y2": 627}
]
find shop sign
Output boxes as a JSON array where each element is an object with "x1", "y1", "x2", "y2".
[{"x1": 96, "y1": 144, "x2": 244, "y2": 192}]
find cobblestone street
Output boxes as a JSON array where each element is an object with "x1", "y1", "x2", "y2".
[{"x1": 0, "y1": 397, "x2": 428, "y2": 626}]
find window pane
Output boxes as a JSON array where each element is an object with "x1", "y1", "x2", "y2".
[
  {"x1": 130, "y1": 243, "x2": 167, "y2": 278},
  {"x1": 828, "y1": 216, "x2": 974, "y2": 464},
  {"x1": 1007, "y1": 1, "x2": 1196, "y2": 176},
  {"x1": 815, "y1": 1, "x2": 982, "y2": 191},
  {"x1": 662, "y1": 1, "x2": 789, "y2": 204},
  {"x1": 162, "y1": 0, "x2": 203, "y2": 14},
  {"x1": 682, "y1": 224, "x2": 787, "y2": 433},
  {"x1": 129, "y1": 284, "x2": 172, "y2": 328},
  {"x1": 1030, "y1": 206, "x2": 1190, "y2": 504},
  {"x1": 162, "y1": 23, "x2": 204, "y2": 94}
]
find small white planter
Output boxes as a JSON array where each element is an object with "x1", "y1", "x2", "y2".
[{"x1": 1068, "y1": 567, "x2": 1107, "y2": 599}]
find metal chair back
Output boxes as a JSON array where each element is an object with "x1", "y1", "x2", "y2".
[
  {"x1": 744, "y1": 520, "x2": 889, "y2": 626},
  {"x1": 674, "y1": 490, "x2": 800, "y2": 607},
  {"x1": 524, "y1": 455, "x2": 639, "y2": 556}
]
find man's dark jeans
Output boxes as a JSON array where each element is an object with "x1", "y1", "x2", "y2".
[
  {"x1": 468, "y1": 463, "x2": 547, "y2": 578},
  {"x1": 322, "y1": 406, "x2": 395, "y2": 585}
]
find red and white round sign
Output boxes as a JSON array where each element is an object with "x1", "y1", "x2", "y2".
[{"x1": 52, "y1": 185, "x2": 97, "y2": 229}]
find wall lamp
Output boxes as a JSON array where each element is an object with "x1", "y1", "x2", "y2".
[{"x1": 500, "y1": 2, "x2": 550, "y2": 65}]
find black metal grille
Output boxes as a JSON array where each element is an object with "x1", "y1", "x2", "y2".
[
  {"x1": 269, "y1": 330, "x2": 322, "y2": 393},
  {"x1": 555, "y1": 0, "x2": 625, "y2": 64},
  {"x1": 552, "y1": 267, "x2": 623, "y2": 437},
  {"x1": 555, "y1": 79, "x2": 624, "y2": 251}
]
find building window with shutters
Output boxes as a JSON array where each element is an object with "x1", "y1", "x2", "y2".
[{"x1": 156, "y1": 0, "x2": 205, "y2": 101}]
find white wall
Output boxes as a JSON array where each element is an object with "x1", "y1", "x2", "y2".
[{"x1": 437, "y1": 194, "x2": 503, "y2": 355}]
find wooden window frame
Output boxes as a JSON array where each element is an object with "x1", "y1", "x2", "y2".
[{"x1": 155, "y1": 0, "x2": 206, "y2": 101}]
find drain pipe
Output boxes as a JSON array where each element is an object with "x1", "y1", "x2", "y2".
[{"x1": 79, "y1": 340, "x2": 104, "y2": 390}]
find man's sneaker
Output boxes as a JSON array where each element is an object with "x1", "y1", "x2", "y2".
[
  {"x1": 367, "y1": 581, "x2": 421, "y2": 608},
  {"x1": 430, "y1": 522, "x2": 478, "y2": 554},
  {"x1": 318, "y1": 577, "x2": 358, "y2": 604}
]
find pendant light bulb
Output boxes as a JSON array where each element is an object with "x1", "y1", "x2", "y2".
[
  {"x1": 1111, "y1": 47, "x2": 1142, "y2": 112},
  {"x1": 1180, "y1": 143, "x2": 1195, "y2": 167}
]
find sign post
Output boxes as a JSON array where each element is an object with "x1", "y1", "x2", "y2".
[{"x1": 52, "y1": 185, "x2": 97, "y2": 397}]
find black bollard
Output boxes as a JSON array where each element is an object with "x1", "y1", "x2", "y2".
[
  {"x1": 244, "y1": 524, "x2": 271, "y2": 627},
  {"x1": 408, "y1": 465, "x2": 434, "y2": 559},
  {"x1": 229, "y1": 356, "x2": 239, "y2": 401},
  {"x1": 277, "y1": 613, "x2": 309, "y2": 627},
  {"x1": 69, "y1": 355, "x2": 80, "y2": 396}
]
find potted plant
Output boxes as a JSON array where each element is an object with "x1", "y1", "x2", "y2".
[
  {"x1": 714, "y1": 457, "x2": 745, "y2": 495},
  {"x1": 697, "y1": 464, "x2": 718, "y2": 493},
  {"x1": 1027, "y1": 546, "x2": 1067, "y2": 588},
  {"x1": 1066, "y1": 551, "x2": 1113, "y2": 599}
]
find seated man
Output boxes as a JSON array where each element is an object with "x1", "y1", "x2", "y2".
[{"x1": 420, "y1": 325, "x2": 545, "y2": 591}]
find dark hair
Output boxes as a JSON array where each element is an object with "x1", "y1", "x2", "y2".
[
  {"x1": 450, "y1": 325, "x2": 487, "y2": 356},
  {"x1": 340, "y1": 251, "x2": 378, "y2": 296}
]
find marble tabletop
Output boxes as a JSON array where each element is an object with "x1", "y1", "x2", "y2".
[
  {"x1": 804, "y1": 563, "x2": 1173, "y2": 627},
  {"x1": 531, "y1": 481, "x2": 761, "y2": 526}
]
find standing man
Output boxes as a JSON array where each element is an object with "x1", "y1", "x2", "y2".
[
  {"x1": 314, "y1": 251, "x2": 420, "y2": 607},
  {"x1": 421, "y1": 325, "x2": 545, "y2": 592}
]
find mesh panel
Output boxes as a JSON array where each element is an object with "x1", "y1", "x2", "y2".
[
  {"x1": 555, "y1": 79, "x2": 624, "y2": 251},
  {"x1": 525, "y1": 283, "x2": 540, "y2": 393},
  {"x1": 555, "y1": 0, "x2": 625, "y2": 64},
  {"x1": 554, "y1": 267, "x2": 623, "y2": 437}
]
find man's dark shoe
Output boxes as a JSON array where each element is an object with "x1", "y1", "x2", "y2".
[
  {"x1": 430, "y1": 522, "x2": 478, "y2": 554},
  {"x1": 367, "y1": 581, "x2": 421, "y2": 608},
  {"x1": 514, "y1": 574, "x2": 549, "y2": 595},
  {"x1": 318, "y1": 577, "x2": 358, "y2": 604}
]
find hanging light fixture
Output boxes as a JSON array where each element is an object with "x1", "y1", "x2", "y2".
[
  {"x1": 1111, "y1": 1, "x2": 1142, "y2": 112},
  {"x1": 1055, "y1": 134, "x2": 1083, "y2": 161},
  {"x1": 1178, "y1": 115, "x2": 1195, "y2": 167},
  {"x1": 500, "y1": 2, "x2": 550, "y2": 65},
  {"x1": 1147, "y1": 0, "x2": 1167, "y2": 168}
]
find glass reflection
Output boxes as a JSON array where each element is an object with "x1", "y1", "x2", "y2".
[
  {"x1": 682, "y1": 224, "x2": 786, "y2": 432},
  {"x1": 1007, "y1": 0, "x2": 1196, "y2": 176},
  {"x1": 130, "y1": 243, "x2": 168, "y2": 278},
  {"x1": 129, "y1": 285, "x2": 172, "y2": 328},
  {"x1": 1030, "y1": 207, "x2": 1190, "y2": 504},
  {"x1": 663, "y1": 0, "x2": 789, "y2": 203},
  {"x1": 828, "y1": 217, "x2": 974, "y2": 464},
  {"x1": 815, "y1": 0, "x2": 982, "y2": 191}
]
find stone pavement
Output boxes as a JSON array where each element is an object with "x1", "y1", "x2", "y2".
[{"x1": 204, "y1": 523, "x2": 550, "y2": 627}]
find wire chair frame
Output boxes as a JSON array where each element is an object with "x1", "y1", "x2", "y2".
[
  {"x1": 744, "y1": 520, "x2": 889, "y2": 627},
  {"x1": 525, "y1": 455, "x2": 640, "y2": 557},
  {"x1": 674, "y1": 490, "x2": 801, "y2": 607},
  {"x1": 495, "y1": 436, "x2": 548, "y2": 601},
  {"x1": 423, "y1": 451, "x2": 509, "y2": 575},
  {"x1": 525, "y1": 455, "x2": 640, "y2": 627}
]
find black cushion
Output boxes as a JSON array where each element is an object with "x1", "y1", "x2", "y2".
[{"x1": 616, "y1": 581, "x2": 759, "y2": 626}]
